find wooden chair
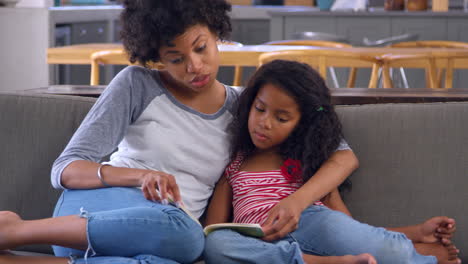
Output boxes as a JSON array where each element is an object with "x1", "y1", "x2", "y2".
[
  {"x1": 390, "y1": 41, "x2": 468, "y2": 88},
  {"x1": 258, "y1": 49, "x2": 381, "y2": 88},
  {"x1": 217, "y1": 40, "x2": 244, "y2": 86},
  {"x1": 90, "y1": 41, "x2": 245, "y2": 86},
  {"x1": 390, "y1": 41, "x2": 468, "y2": 49},
  {"x1": 379, "y1": 53, "x2": 437, "y2": 88},
  {"x1": 91, "y1": 49, "x2": 135, "y2": 85},
  {"x1": 263, "y1": 40, "x2": 357, "y2": 88}
]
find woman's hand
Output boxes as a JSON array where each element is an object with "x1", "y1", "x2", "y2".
[
  {"x1": 140, "y1": 170, "x2": 182, "y2": 204},
  {"x1": 261, "y1": 196, "x2": 306, "y2": 241}
]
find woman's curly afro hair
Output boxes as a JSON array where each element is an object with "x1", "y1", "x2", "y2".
[
  {"x1": 120, "y1": 0, "x2": 232, "y2": 67},
  {"x1": 230, "y1": 60, "x2": 350, "y2": 190}
]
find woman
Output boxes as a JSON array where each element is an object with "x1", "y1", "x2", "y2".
[{"x1": 0, "y1": 0, "x2": 357, "y2": 263}]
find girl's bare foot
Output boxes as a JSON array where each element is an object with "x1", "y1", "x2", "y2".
[
  {"x1": 0, "y1": 211, "x2": 22, "y2": 250},
  {"x1": 441, "y1": 238, "x2": 460, "y2": 261},
  {"x1": 439, "y1": 259, "x2": 462, "y2": 264},
  {"x1": 414, "y1": 241, "x2": 461, "y2": 264},
  {"x1": 302, "y1": 253, "x2": 377, "y2": 264}
]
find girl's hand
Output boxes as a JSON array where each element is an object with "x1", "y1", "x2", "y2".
[
  {"x1": 261, "y1": 196, "x2": 305, "y2": 241},
  {"x1": 140, "y1": 170, "x2": 181, "y2": 204},
  {"x1": 419, "y1": 216, "x2": 456, "y2": 243}
]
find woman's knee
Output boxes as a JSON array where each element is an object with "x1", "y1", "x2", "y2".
[{"x1": 177, "y1": 226, "x2": 205, "y2": 263}]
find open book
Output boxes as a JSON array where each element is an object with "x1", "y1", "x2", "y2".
[{"x1": 166, "y1": 195, "x2": 264, "y2": 238}]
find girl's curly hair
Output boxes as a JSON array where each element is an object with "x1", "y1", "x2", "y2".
[
  {"x1": 120, "y1": 0, "x2": 232, "y2": 67},
  {"x1": 230, "y1": 60, "x2": 351, "y2": 190}
]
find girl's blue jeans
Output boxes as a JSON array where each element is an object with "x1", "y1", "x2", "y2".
[
  {"x1": 52, "y1": 187, "x2": 204, "y2": 264},
  {"x1": 204, "y1": 205, "x2": 437, "y2": 264}
]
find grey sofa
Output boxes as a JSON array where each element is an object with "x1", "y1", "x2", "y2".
[{"x1": 0, "y1": 90, "x2": 467, "y2": 261}]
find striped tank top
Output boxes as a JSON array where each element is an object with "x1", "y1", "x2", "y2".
[{"x1": 225, "y1": 154, "x2": 324, "y2": 225}]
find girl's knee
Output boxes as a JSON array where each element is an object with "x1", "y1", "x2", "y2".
[
  {"x1": 204, "y1": 230, "x2": 234, "y2": 262},
  {"x1": 375, "y1": 232, "x2": 432, "y2": 264}
]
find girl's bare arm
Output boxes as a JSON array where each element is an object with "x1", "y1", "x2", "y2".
[
  {"x1": 321, "y1": 188, "x2": 352, "y2": 217},
  {"x1": 204, "y1": 175, "x2": 233, "y2": 226}
]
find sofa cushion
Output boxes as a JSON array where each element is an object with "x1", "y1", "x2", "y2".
[
  {"x1": 336, "y1": 102, "x2": 468, "y2": 261},
  {"x1": 0, "y1": 91, "x2": 96, "y2": 253}
]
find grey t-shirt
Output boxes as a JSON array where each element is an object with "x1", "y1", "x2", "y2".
[{"x1": 51, "y1": 66, "x2": 240, "y2": 218}]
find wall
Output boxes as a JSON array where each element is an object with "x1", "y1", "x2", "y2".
[
  {"x1": 0, "y1": 8, "x2": 49, "y2": 91},
  {"x1": 16, "y1": 0, "x2": 53, "y2": 8}
]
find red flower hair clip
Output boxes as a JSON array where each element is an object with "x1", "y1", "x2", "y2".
[{"x1": 281, "y1": 158, "x2": 302, "y2": 183}]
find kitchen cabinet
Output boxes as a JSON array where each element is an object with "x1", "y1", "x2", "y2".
[
  {"x1": 69, "y1": 21, "x2": 108, "y2": 85},
  {"x1": 223, "y1": 19, "x2": 270, "y2": 86}
]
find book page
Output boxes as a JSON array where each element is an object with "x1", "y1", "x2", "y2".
[{"x1": 203, "y1": 223, "x2": 264, "y2": 238}]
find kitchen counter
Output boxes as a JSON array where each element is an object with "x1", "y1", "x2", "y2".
[{"x1": 49, "y1": 5, "x2": 319, "y2": 23}]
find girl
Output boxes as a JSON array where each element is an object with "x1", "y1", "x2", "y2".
[
  {"x1": 203, "y1": 60, "x2": 460, "y2": 264},
  {"x1": 0, "y1": 1, "x2": 360, "y2": 264}
]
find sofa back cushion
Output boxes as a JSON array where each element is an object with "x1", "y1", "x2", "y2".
[
  {"x1": 0, "y1": 91, "x2": 96, "y2": 253},
  {"x1": 336, "y1": 102, "x2": 468, "y2": 260}
]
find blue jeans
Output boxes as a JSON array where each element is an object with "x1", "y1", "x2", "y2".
[
  {"x1": 204, "y1": 205, "x2": 437, "y2": 264},
  {"x1": 52, "y1": 187, "x2": 204, "y2": 264}
]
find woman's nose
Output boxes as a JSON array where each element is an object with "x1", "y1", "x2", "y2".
[{"x1": 187, "y1": 54, "x2": 203, "y2": 73}]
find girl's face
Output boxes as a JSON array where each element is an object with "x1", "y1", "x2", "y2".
[
  {"x1": 158, "y1": 24, "x2": 220, "y2": 93},
  {"x1": 248, "y1": 83, "x2": 301, "y2": 152}
]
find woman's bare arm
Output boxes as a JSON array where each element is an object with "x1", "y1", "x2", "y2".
[
  {"x1": 61, "y1": 160, "x2": 182, "y2": 202},
  {"x1": 61, "y1": 161, "x2": 143, "y2": 189},
  {"x1": 290, "y1": 150, "x2": 359, "y2": 211}
]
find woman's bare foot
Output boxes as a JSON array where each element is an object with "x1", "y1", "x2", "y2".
[
  {"x1": 0, "y1": 211, "x2": 23, "y2": 250},
  {"x1": 302, "y1": 253, "x2": 377, "y2": 264}
]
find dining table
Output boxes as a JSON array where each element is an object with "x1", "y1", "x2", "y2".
[{"x1": 47, "y1": 43, "x2": 468, "y2": 68}]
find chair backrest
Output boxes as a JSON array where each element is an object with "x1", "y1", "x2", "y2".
[
  {"x1": 90, "y1": 49, "x2": 132, "y2": 86},
  {"x1": 263, "y1": 40, "x2": 359, "y2": 88},
  {"x1": 91, "y1": 41, "x2": 246, "y2": 87},
  {"x1": 258, "y1": 49, "x2": 380, "y2": 88},
  {"x1": 379, "y1": 53, "x2": 437, "y2": 88},
  {"x1": 389, "y1": 41, "x2": 468, "y2": 88},
  {"x1": 263, "y1": 40, "x2": 352, "y2": 48},
  {"x1": 217, "y1": 40, "x2": 244, "y2": 86},
  {"x1": 390, "y1": 40, "x2": 468, "y2": 49},
  {"x1": 90, "y1": 49, "x2": 162, "y2": 85}
]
